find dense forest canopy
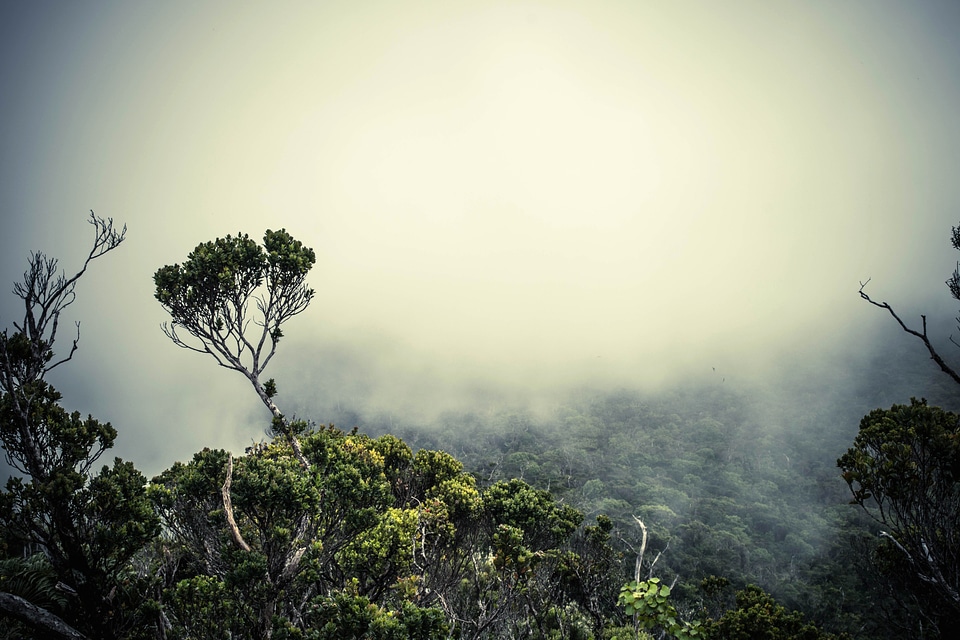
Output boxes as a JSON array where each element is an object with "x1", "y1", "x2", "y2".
[{"x1": 1, "y1": 219, "x2": 960, "y2": 639}]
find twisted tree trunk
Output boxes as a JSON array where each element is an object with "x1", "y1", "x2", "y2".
[{"x1": 0, "y1": 592, "x2": 88, "y2": 640}]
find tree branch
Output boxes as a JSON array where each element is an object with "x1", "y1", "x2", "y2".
[
  {"x1": 0, "y1": 591, "x2": 88, "y2": 640},
  {"x1": 859, "y1": 280, "x2": 960, "y2": 386},
  {"x1": 222, "y1": 454, "x2": 252, "y2": 552},
  {"x1": 879, "y1": 531, "x2": 960, "y2": 604},
  {"x1": 632, "y1": 515, "x2": 648, "y2": 584}
]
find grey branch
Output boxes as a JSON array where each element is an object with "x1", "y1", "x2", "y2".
[
  {"x1": 222, "y1": 454, "x2": 252, "y2": 552},
  {"x1": 880, "y1": 531, "x2": 960, "y2": 604},
  {"x1": 632, "y1": 515, "x2": 648, "y2": 584},
  {"x1": 0, "y1": 591, "x2": 88, "y2": 640}
]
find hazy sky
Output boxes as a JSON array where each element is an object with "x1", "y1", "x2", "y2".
[{"x1": 3, "y1": 1, "x2": 960, "y2": 476}]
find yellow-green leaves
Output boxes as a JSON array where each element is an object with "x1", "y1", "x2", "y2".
[{"x1": 618, "y1": 578, "x2": 706, "y2": 639}]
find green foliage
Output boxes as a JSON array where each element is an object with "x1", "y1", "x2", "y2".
[
  {"x1": 0, "y1": 437, "x2": 161, "y2": 637},
  {"x1": 414, "y1": 448, "x2": 464, "y2": 486},
  {"x1": 166, "y1": 575, "x2": 254, "y2": 639},
  {"x1": 0, "y1": 379, "x2": 116, "y2": 481},
  {"x1": 0, "y1": 553, "x2": 68, "y2": 638},
  {"x1": 153, "y1": 229, "x2": 315, "y2": 342},
  {"x1": 618, "y1": 578, "x2": 706, "y2": 639},
  {"x1": 263, "y1": 228, "x2": 317, "y2": 290},
  {"x1": 838, "y1": 398, "x2": 960, "y2": 633},
  {"x1": 0, "y1": 553, "x2": 66, "y2": 611},
  {"x1": 148, "y1": 424, "x2": 607, "y2": 638},
  {"x1": 839, "y1": 398, "x2": 960, "y2": 509},
  {"x1": 484, "y1": 478, "x2": 583, "y2": 551},
  {"x1": 288, "y1": 591, "x2": 449, "y2": 640},
  {"x1": 705, "y1": 585, "x2": 847, "y2": 639},
  {"x1": 86, "y1": 459, "x2": 159, "y2": 567},
  {"x1": 265, "y1": 378, "x2": 278, "y2": 398},
  {"x1": 154, "y1": 233, "x2": 265, "y2": 313},
  {"x1": 337, "y1": 507, "x2": 419, "y2": 595}
]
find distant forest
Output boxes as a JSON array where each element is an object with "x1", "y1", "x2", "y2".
[
  {"x1": 2, "y1": 216, "x2": 959, "y2": 639},
  {"x1": 323, "y1": 322, "x2": 951, "y2": 634}
]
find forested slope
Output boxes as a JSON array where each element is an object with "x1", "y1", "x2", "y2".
[{"x1": 350, "y1": 334, "x2": 960, "y2": 638}]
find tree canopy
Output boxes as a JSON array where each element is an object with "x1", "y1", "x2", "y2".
[
  {"x1": 154, "y1": 229, "x2": 316, "y2": 421},
  {"x1": 154, "y1": 229, "x2": 316, "y2": 466},
  {"x1": 838, "y1": 399, "x2": 960, "y2": 629},
  {"x1": 851, "y1": 220, "x2": 960, "y2": 636}
]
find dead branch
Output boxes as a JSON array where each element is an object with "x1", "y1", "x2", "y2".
[
  {"x1": 859, "y1": 280, "x2": 960, "y2": 386},
  {"x1": 222, "y1": 454, "x2": 251, "y2": 552},
  {"x1": 632, "y1": 515, "x2": 648, "y2": 584}
]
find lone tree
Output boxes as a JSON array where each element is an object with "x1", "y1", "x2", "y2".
[
  {"x1": 838, "y1": 399, "x2": 960, "y2": 631},
  {"x1": 853, "y1": 221, "x2": 960, "y2": 635},
  {"x1": 153, "y1": 229, "x2": 316, "y2": 463},
  {"x1": 0, "y1": 213, "x2": 160, "y2": 639}
]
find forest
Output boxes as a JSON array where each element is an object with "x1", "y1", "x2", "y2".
[{"x1": 1, "y1": 214, "x2": 959, "y2": 639}]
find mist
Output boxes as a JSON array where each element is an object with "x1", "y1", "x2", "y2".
[{"x1": 3, "y1": 1, "x2": 960, "y2": 478}]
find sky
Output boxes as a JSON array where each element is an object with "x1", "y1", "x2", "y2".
[{"x1": 3, "y1": 1, "x2": 960, "y2": 477}]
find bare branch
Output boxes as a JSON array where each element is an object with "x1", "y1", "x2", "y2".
[
  {"x1": 222, "y1": 454, "x2": 252, "y2": 552},
  {"x1": 4, "y1": 212, "x2": 126, "y2": 383},
  {"x1": 880, "y1": 531, "x2": 960, "y2": 604},
  {"x1": 44, "y1": 321, "x2": 81, "y2": 372},
  {"x1": 281, "y1": 546, "x2": 307, "y2": 583},
  {"x1": 632, "y1": 515, "x2": 648, "y2": 584},
  {"x1": 859, "y1": 280, "x2": 960, "y2": 386}
]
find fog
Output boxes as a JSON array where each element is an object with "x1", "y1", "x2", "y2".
[{"x1": 3, "y1": 1, "x2": 960, "y2": 478}]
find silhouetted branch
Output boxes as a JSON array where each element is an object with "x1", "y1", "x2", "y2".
[
  {"x1": 879, "y1": 531, "x2": 960, "y2": 605},
  {"x1": 0, "y1": 212, "x2": 125, "y2": 479},
  {"x1": 859, "y1": 280, "x2": 960, "y2": 386},
  {"x1": 5, "y1": 212, "x2": 125, "y2": 383}
]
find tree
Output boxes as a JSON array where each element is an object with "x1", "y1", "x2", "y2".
[
  {"x1": 1, "y1": 212, "x2": 125, "y2": 480},
  {"x1": 153, "y1": 229, "x2": 315, "y2": 421},
  {"x1": 855, "y1": 221, "x2": 960, "y2": 635},
  {"x1": 704, "y1": 584, "x2": 848, "y2": 640},
  {"x1": 837, "y1": 399, "x2": 960, "y2": 632},
  {"x1": 154, "y1": 229, "x2": 315, "y2": 467},
  {"x1": 152, "y1": 442, "x2": 324, "y2": 639},
  {"x1": 0, "y1": 213, "x2": 160, "y2": 639}
]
